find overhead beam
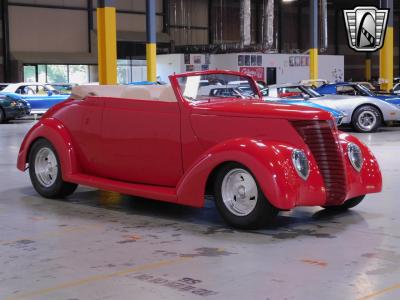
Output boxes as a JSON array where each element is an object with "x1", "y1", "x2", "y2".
[
  {"x1": 97, "y1": 0, "x2": 117, "y2": 85},
  {"x1": 146, "y1": 0, "x2": 157, "y2": 82},
  {"x1": 8, "y1": 2, "x2": 164, "y2": 16},
  {"x1": 379, "y1": 0, "x2": 393, "y2": 92}
]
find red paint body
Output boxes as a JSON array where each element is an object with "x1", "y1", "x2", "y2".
[{"x1": 17, "y1": 70, "x2": 382, "y2": 209}]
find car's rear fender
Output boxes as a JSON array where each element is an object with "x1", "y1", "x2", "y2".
[
  {"x1": 176, "y1": 138, "x2": 325, "y2": 209},
  {"x1": 17, "y1": 117, "x2": 79, "y2": 180}
]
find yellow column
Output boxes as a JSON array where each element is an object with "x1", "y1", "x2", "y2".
[
  {"x1": 309, "y1": 0, "x2": 318, "y2": 82},
  {"x1": 379, "y1": 27, "x2": 393, "y2": 91},
  {"x1": 310, "y1": 48, "x2": 318, "y2": 81},
  {"x1": 365, "y1": 57, "x2": 371, "y2": 81},
  {"x1": 97, "y1": 6, "x2": 117, "y2": 85},
  {"x1": 146, "y1": 0, "x2": 157, "y2": 82},
  {"x1": 146, "y1": 43, "x2": 157, "y2": 82}
]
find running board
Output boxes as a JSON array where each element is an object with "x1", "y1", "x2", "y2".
[{"x1": 68, "y1": 173, "x2": 178, "y2": 203}]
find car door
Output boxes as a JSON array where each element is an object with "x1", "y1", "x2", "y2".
[{"x1": 98, "y1": 98, "x2": 182, "y2": 187}]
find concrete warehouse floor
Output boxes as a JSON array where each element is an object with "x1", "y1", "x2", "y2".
[{"x1": 0, "y1": 121, "x2": 399, "y2": 300}]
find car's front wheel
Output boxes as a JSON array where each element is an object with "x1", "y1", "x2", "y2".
[
  {"x1": 214, "y1": 163, "x2": 279, "y2": 229},
  {"x1": 352, "y1": 106, "x2": 382, "y2": 133},
  {"x1": 29, "y1": 139, "x2": 78, "y2": 198},
  {"x1": 322, "y1": 195, "x2": 365, "y2": 211}
]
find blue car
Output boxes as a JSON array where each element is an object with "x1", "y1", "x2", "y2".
[
  {"x1": 316, "y1": 82, "x2": 400, "y2": 107},
  {"x1": 264, "y1": 97, "x2": 345, "y2": 125},
  {"x1": 1, "y1": 83, "x2": 70, "y2": 114}
]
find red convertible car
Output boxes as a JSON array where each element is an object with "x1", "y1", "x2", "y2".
[{"x1": 17, "y1": 70, "x2": 382, "y2": 229}]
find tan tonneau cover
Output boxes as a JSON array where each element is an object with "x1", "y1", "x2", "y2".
[{"x1": 71, "y1": 85, "x2": 177, "y2": 102}]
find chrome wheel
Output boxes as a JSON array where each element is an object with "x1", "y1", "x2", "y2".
[
  {"x1": 34, "y1": 147, "x2": 58, "y2": 187},
  {"x1": 358, "y1": 111, "x2": 377, "y2": 131},
  {"x1": 221, "y1": 168, "x2": 258, "y2": 216}
]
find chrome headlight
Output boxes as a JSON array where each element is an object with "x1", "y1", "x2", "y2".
[
  {"x1": 292, "y1": 149, "x2": 310, "y2": 180},
  {"x1": 347, "y1": 142, "x2": 363, "y2": 172}
]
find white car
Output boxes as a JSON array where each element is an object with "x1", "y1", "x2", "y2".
[
  {"x1": 266, "y1": 83, "x2": 400, "y2": 133},
  {"x1": 2, "y1": 82, "x2": 59, "y2": 95}
]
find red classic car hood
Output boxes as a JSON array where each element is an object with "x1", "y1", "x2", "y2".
[{"x1": 190, "y1": 99, "x2": 332, "y2": 121}]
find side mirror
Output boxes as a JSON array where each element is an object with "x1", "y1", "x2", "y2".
[
  {"x1": 47, "y1": 90, "x2": 53, "y2": 96},
  {"x1": 303, "y1": 94, "x2": 310, "y2": 100}
]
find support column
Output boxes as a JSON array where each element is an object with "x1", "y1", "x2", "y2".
[
  {"x1": 379, "y1": 0, "x2": 393, "y2": 92},
  {"x1": 240, "y1": 0, "x2": 251, "y2": 47},
  {"x1": 1, "y1": 0, "x2": 10, "y2": 82},
  {"x1": 365, "y1": 53, "x2": 371, "y2": 81},
  {"x1": 309, "y1": 0, "x2": 318, "y2": 81},
  {"x1": 146, "y1": 0, "x2": 157, "y2": 82},
  {"x1": 97, "y1": 0, "x2": 117, "y2": 85}
]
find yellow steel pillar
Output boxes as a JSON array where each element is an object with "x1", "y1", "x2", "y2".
[
  {"x1": 365, "y1": 54, "x2": 371, "y2": 81},
  {"x1": 309, "y1": 0, "x2": 318, "y2": 81},
  {"x1": 97, "y1": 0, "x2": 117, "y2": 85},
  {"x1": 146, "y1": 0, "x2": 157, "y2": 82},
  {"x1": 379, "y1": 0, "x2": 393, "y2": 92}
]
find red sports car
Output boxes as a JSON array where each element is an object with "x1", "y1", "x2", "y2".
[{"x1": 17, "y1": 70, "x2": 382, "y2": 229}]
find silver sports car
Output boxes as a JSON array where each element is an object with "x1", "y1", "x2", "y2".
[{"x1": 265, "y1": 84, "x2": 400, "y2": 133}]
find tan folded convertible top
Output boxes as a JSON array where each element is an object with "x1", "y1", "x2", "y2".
[{"x1": 71, "y1": 85, "x2": 177, "y2": 102}]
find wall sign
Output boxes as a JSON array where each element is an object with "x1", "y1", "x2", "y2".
[{"x1": 239, "y1": 67, "x2": 265, "y2": 81}]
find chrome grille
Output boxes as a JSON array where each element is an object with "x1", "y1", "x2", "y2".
[{"x1": 292, "y1": 120, "x2": 347, "y2": 205}]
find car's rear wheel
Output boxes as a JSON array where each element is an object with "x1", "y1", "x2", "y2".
[
  {"x1": 352, "y1": 106, "x2": 381, "y2": 133},
  {"x1": 214, "y1": 162, "x2": 279, "y2": 229},
  {"x1": 322, "y1": 195, "x2": 365, "y2": 211},
  {"x1": 29, "y1": 139, "x2": 78, "y2": 198}
]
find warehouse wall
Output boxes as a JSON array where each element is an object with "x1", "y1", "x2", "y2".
[
  {"x1": 8, "y1": 0, "x2": 164, "y2": 53},
  {"x1": 169, "y1": 0, "x2": 209, "y2": 46},
  {"x1": 9, "y1": 6, "x2": 88, "y2": 53},
  {"x1": 211, "y1": 53, "x2": 344, "y2": 84}
]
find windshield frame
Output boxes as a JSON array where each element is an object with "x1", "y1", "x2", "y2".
[
  {"x1": 353, "y1": 84, "x2": 375, "y2": 97},
  {"x1": 169, "y1": 70, "x2": 262, "y2": 105}
]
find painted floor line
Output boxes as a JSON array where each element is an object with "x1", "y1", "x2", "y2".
[
  {"x1": 357, "y1": 282, "x2": 400, "y2": 300},
  {"x1": 0, "y1": 223, "x2": 102, "y2": 246},
  {"x1": 4, "y1": 257, "x2": 191, "y2": 300}
]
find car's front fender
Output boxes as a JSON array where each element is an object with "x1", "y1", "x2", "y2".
[
  {"x1": 17, "y1": 117, "x2": 79, "y2": 180},
  {"x1": 176, "y1": 138, "x2": 326, "y2": 209},
  {"x1": 338, "y1": 132, "x2": 382, "y2": 200}
]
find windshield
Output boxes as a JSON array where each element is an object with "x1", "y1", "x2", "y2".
[
  {"x1": 177, "y1": 74, "x2": 259, "y2": 102},
  {"x1": 356, "y1": 84, "x2": 375, "y2": 96},
  {"x1": 337, "y1": 84, "x2": 374, "y2": 97},
  {"x1": 276, "y1": 86, "x2": 322, "y2": 99}
]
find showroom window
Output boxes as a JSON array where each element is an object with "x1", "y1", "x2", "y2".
[
  {"x1": 23, "y1": 64, "x2": 97, "y2": 84},
  {"x1": 23, "y1": 61, "x2": 146, "y2": 84},
  {"x1": 117, "y1": 60, "x2": 147, "y2": 84}
]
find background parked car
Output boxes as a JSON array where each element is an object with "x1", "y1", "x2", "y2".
[
  {"x1": 45, "y1": 83, "x2": 77, "y2": 94},
  {"x1": 0, "y1": 83, "x2": 10, "y2": 91},
  {"x1": 316, "y1": 82, "x2": 400, "y2": 107},
  {"x1": 0, "y1": 94, "x2": 31, "y2": 123},
  {"x1": 1, "y1": 83, "x2": 70, "y2": 114},
  {"x1": 267, "y1": 83, "x2": 400, "y2": 132},
  {"x1": 299, "y1": 79, "x2": 329, "y2": 88}
]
